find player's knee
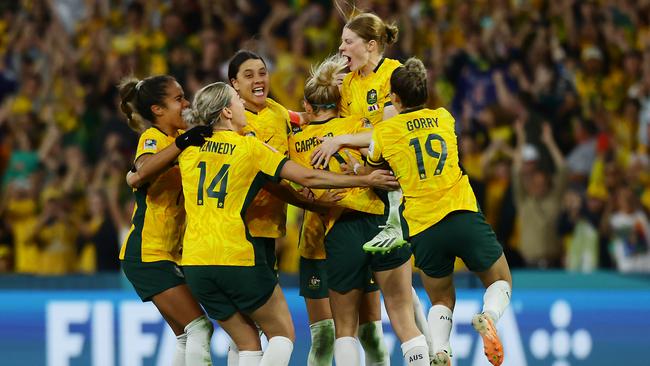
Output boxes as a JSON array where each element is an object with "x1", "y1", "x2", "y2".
[{"x1": 184, "y1": 315, "x2": 214, "y2": 338}]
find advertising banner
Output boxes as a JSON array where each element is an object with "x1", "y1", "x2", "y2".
[{"x1": 1, "y1": 289, "x2": 649, "y2": 365}]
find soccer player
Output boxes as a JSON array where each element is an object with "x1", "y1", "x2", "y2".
[
  {"x1": 227, "y1": 50, "x2": 298, "y2": 274},
  {"x1": 118, "y1": 75, "x2": 214, "y2": 365},
  {"x1": 227, "y1": 49, "x2": 320, "y2": 365},
  {"x1": 290, "y1": 55, "x2": 430, "y2": 366},
  {"x1": 311, "y1": 11, "x2": 435, "y2": 360},
  {"x1": 177, "y1": 81, "x2": 398, "y2": 366},
  {"x1": 363, "y1": 58, "x2": 513, "y2": 366},
  {"x1": 311, "y1": 12, "x2": 404, "y2": 250}
]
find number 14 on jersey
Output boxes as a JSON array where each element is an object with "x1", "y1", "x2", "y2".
[{"x1": 196, "y1": 161, "x2": 230, "y2": 207}]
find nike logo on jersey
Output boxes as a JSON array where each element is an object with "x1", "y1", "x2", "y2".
[{"x1": 264, "y1": 135, "x2": 274, "y2": 144}]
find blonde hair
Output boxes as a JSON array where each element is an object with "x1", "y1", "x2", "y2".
[
  {"x1": 304, "y1": 55, "x2": 348, "y2": 112},
  {"x1": 345, "y1": 13, "x2": 398, "y2": 52},
  {"x1": 183, "y1": 82, "x2": 232, "y2": 127}
]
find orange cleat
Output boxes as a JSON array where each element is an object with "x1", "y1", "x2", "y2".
[{"x1": 472, "y1": 313, "x2": 504, "y2": 366}]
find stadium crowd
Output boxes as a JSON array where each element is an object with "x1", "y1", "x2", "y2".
[{"x1": 0, "y1": 0, "x2": 649, "y2": 275}]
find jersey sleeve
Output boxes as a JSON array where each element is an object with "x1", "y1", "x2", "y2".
[
  {"x1": 249, "y1": 137, "x2": 289, "y2": 182},
  {"x1": 367, "y1": 127, "x2": 385, "y2": 167},
  {"x1": 134, "y1": 129, "x2": 162, "y2": 162}
]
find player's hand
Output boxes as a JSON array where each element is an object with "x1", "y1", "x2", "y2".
[
  {"x1": 318, "y1": 189, "x2": 343, "y2": 205},
  {"x1": 175, "y1": 125, "x2": 213, "y2": 150},
  {"x1": 365, "y1": 170, "x2": 399, "y2": 191},
  {"x1": 340, "y1": 149, "x2": 367, "y2": 175},
  {"x1": 299, "y1": 187, "x2": 315, "y2": 202},
  {"x1": 310, "y1": 135, "x2": 342, "y2": 168}
]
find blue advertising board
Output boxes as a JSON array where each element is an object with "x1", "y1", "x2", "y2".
[{"x1": 0, "y1": 288, "x2": 649, "y2": 365}]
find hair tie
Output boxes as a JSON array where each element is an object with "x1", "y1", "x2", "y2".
[
  {"x1": 135, "y1": 80, "x2": 145, "y2": 91},
  {"x1": 311, "y1": 103, "x2": 337, "y2": 109}
]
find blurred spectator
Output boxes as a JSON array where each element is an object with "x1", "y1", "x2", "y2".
[
  {"x1": 604, "y1": 186, "x2": 650, "y2": 272},
  {"x1": 513, "y1": 121, "x2": 568, "y2": 268},
  {"x1": 0, "y1": 0, "x2": 649, "y2": 274}
]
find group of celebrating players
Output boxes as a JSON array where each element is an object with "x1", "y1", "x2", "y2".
[{"x1": 117, "y1": 9, "x2": 513, "y2": 366}]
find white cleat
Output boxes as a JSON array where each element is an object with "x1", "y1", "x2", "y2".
[{"x1": 363, "y1": 222, "x2": 408, "y2": 253}]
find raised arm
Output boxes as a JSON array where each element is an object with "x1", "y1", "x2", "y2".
[
  {"x1": 541, "y1": 122, "x2": 566, "y2": 171},
  {"x1": 279, "y1": 160, "x2": 398, "y2": 190},
  {"x1": 127, "y1": 125, "x2": 213, "y2": 188},
  {"x1": 126, "y1": 144, "x2": 182, "y2": 188},
  {"x1": 263, "y1": 180, "x2": 341, "y2": 213},
  {"x1": 310, "y1": 131, "x2": 372, "y2": 168},
  {"x1": 541, "y1": 122, "x2": 568, "y2": 197},
  {"x1": 511, "y1": 118, "x2": 527, "y2": 205}
]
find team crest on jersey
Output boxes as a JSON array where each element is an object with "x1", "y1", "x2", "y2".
[
  {"x1": 308, "y1": 275, "x2": 321, "y2": 290},
  {"x1": 367, "y1": 89, "x2": 378, "y2": 105},
  {"x1": 143, "y1": 139, "x2": 157, "y2": 150}
]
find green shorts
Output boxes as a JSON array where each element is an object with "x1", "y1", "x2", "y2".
[
  {"x1": 299, "y1": 257, "x2": 329, "y2": 299},
  {"x1": 259, "y1": 237, "x2": 277, "y2": 274},
  {"x1": 325, "y1": 212, "x2": 411, "y2": 293},
  {"x1": 121, "y1": 260, "x2": 186, "y2": 302},
  {"x1": 411, "y1": 210, "x2": 503, "y2": 278},
  {"x1": 183, "y1": 264, "x2": 277, "y2": 321}
]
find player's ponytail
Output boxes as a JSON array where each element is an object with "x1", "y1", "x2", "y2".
[
  {"x1": 304, "y1": 55, "x2": 347, "y2": 113},
  {"x1": 118, "y1": 75, "x2": 176, "y2": 133},
  {"x1": 390, "y1": 57, "x2": 428, "y2": 108},
  {"x1": 384, "y1": 22, "x2": 399, "y2": 46},
  {"x1": 183, "y1": 82, "x2": 232, "y2": 128}
]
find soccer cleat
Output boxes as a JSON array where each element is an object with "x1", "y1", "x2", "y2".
[
  {"x1": 362, "y1": 222, "x2": 408, "y2": 253},
  {"x1": 472, "y1": 313, "x2": 504, "y2": 366},
  {"x1": 431, "y1": 350, "x2": 452, "y2": 366}
]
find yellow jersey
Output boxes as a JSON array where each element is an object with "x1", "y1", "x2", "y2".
[
  {"x1": 242, "y1": 98, "x2": 292, "y2": 238},
  {"x1": 368, "y1": 107, "x2": 478, "y2": 236},
  {"x1": 179, "y1": 131, "x2": 288, "y2": 266},
  {"x1": 288, "y1": 115, "x2": 385, "y2": 258},
  {"x1": 120, "y1": 127, "x2": 185, "y2": 263},
  {"x1": 340, "y1": 58, "x2": 402, "y2": 125}
]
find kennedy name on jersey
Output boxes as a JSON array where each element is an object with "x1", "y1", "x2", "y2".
[
  {"x1": 294, "y1": 132, "x2": 334, "y2": 153},
  {"x1": 406, "y1": 117, "x2": 439, "y2": 131},
  {"x1": 199, "y1": 140, "x2": 236, "y2": 155}
]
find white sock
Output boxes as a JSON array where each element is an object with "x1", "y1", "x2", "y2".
[
  {"x1": 358, "y1": 320, "x2": 390, "y2": 365},
  {"x1": 238, "y1": 350, "x2": 262, "y2": 366},
  {"x1": 334, "y1": 337, "x2": 361, "y2": 366},
  {"x1": 260, "y1": 336, "x2": 293, "y2": 366},
  {"x1": 401, "y1": 335, "x2": 430, "y2": 366},
  {"x1": 427, "y1": 305, "x2": 453, "y2": 355},
  {"x1": 308, "y1": 319, "x2": 335, "y2": 366},
  {"x1": 482, "y1": 280, "x2": 511, "y2": 323},
  {"x1": 412, "y1": 288, "x2": 434, "y2": 358},
  {"x1": 227, "y1": 337, "x2": 239, "y2": 366},
  {"x1": 386, "y1": 190, "x2": 402, "y2": 225},
  {"x1": 172, "y1": 333, "x2": 187, "y2": 366},
  {"x1": 184, "y1": 315, "x2": 214, "y2": 365}
]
